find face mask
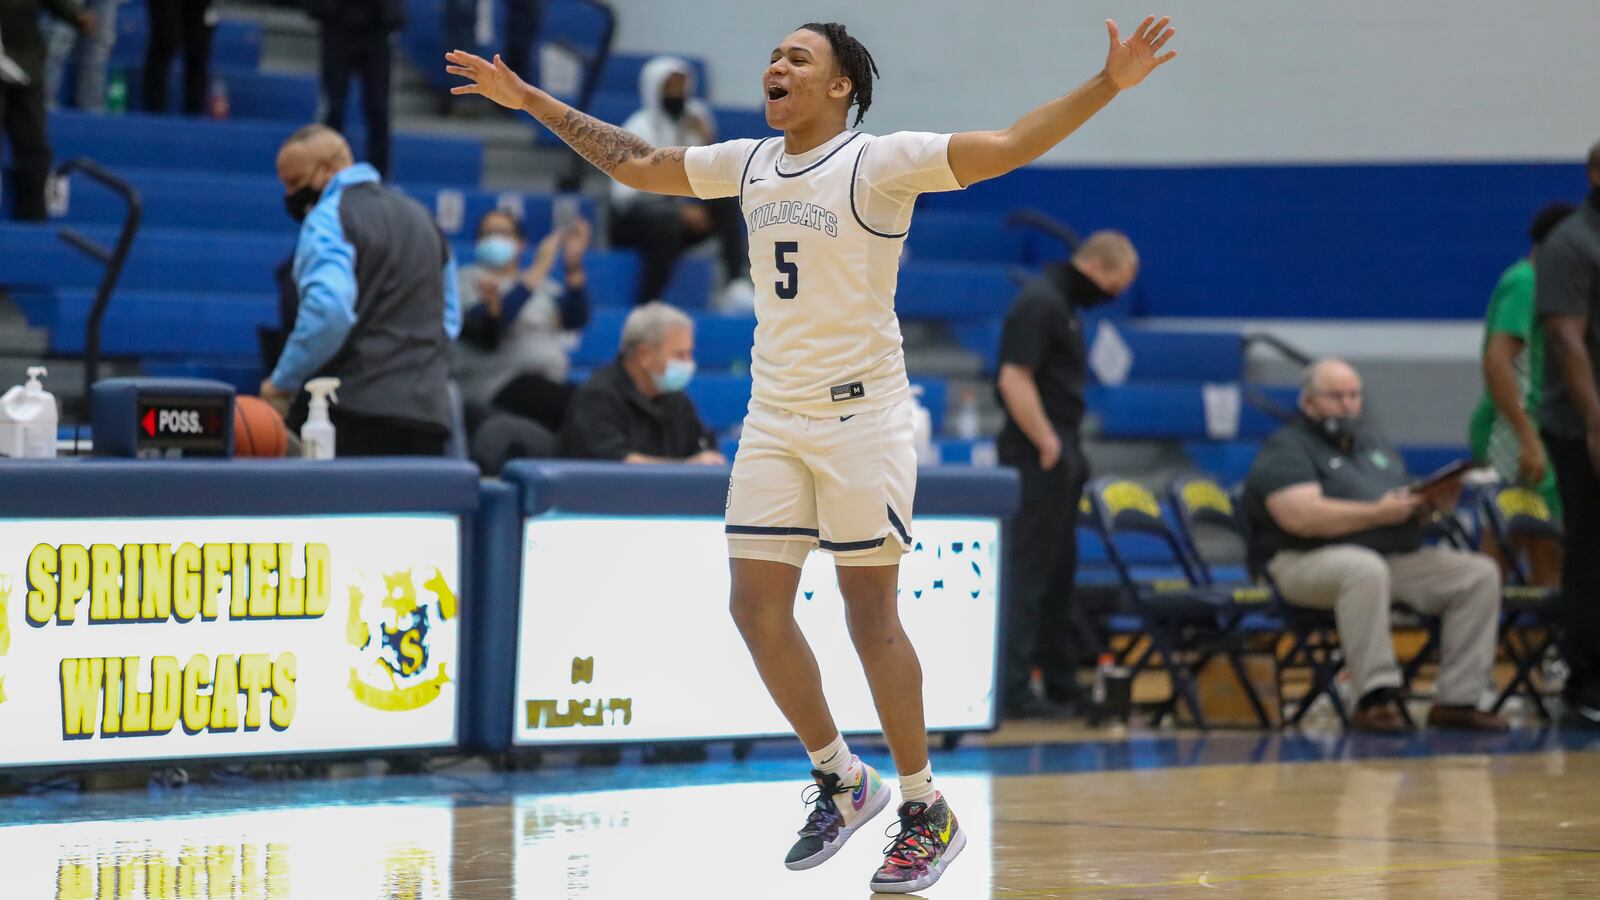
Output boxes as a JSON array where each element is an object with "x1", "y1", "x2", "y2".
[
  {"x1": 1313, "y1": 414, "x2": 1357, "y2": 444},
  {"x1": 661, "y1": 95, "x2": 687, "y2": 119},
  {"x1": 285, "y1": 183, "x2": 322, "y2": 223},
  {"x1": 653, "y1": 358, "x2": 696, "y2": 393},
  {"x1": 475, "y1": 234, "x2": 519, "y2": 268},
  {"x1": 1065, "y1": 264, "x2": 1117, "y2": 307}
]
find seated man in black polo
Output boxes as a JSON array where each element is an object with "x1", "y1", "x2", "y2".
[
  {"x1": 561, "y1": 300, "x2": 726, "y2": 464},
  {"x1": 1243, "y1": 358, "x2": 1506, "y2": 733}
]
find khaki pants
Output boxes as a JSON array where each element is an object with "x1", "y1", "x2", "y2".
[{"x1": 1268, "y1": 546, "x2": 1500, "y2": 706}]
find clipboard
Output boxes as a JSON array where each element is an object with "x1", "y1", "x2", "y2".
[{"x1": 1408, "y1": 459, "x2": 1476, "y2": 493}]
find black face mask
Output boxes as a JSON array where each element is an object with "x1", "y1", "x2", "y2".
[
  {"x1": 1064, "y1": 264, "x2": 1117, "y2": 308},
  {"x1": 661, "y1": 95, "x2": 687, "y2": 119},
  {"x1": 1308, "y1": 412, "x2": 1357, "y2": 445},
  {"x1": 285, "y1": 183, "x2": 322, "y2": 223}
]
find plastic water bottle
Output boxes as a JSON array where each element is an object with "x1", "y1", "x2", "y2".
[
  {"x1": 0, "y1": 367, "x2": 59, "y2": 459},
  {"x1": 955, "y1": 388, "x2": 981, "y2": 441},
  {"x1": 300, "y1": 378, "x2": 340, "y2": 459},
  {"x1": 106, "y1": 68, "x2": 127, "y2": 115},
  {"x1": 1091, "y1": 653, "x2": 1132, "y2": 724}
]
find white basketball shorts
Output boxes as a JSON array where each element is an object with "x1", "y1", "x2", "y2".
[{"x1": 725, "y1": 397, "x2": 916, "y2": 564}]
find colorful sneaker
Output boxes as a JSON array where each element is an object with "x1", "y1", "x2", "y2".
[
  {"x1": 869, "y1": 794, "x2": 966, "y2": 893},
  {"x1": 784, "y1": 760, "x2": 891, "y2": 870}
]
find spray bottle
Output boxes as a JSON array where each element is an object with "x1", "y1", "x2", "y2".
[
  {"x1": 0, "y1": 367, "x2": 58, "y2": 459},
  {"x1": 300, "y1": 377, "x2": 341, "y2": 459}
]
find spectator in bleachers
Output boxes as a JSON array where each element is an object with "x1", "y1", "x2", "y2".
[
  {"x1": 560, "y1": 300, "x2": 724, "y2": 464},
  {"x1": 1469, "y1": 201, "x2": 1573, "y2": 586},
  {"x1": 262, "y1": 124, "x2": 462, "y2": 456},
  {"x1": 143, "y1": 0, "x2": 212, "y2": 116},
  {"x1": 1244, "y1": 358, "x2": 1507, "y2": 734},
  {"x1": 609, "y1": 55, "x2": 750, "y2": 309},
  {"x1": 455, "y1": 207, "x2": 591, "y2": 434},
  {"x1": 0, "y1": 0, "x2": 94, "y2": 220},
  {"x1": 995, "y1": 230, "x2": 1138, "y2": 719},
  {"x1": 42, "y1": 0, "x2": 115, "y2": 111},
  {"x1": 307, "y1": 0, "x2": 402, "y2": 179},
  {"x1": 1535, "y1": 140, "x2": 1600, "y2": 730}
]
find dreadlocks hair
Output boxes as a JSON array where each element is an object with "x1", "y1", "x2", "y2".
[{"x1": 800, "y1": 22, "x2": 879, "y2": 127}]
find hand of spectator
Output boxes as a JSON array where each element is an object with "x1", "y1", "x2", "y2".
[
  {"x1": 475, "y1": 275, "x2": 503, "y2": 316},
  {"x1": 689, "y1": 449, "x2": 727, "y2": 466},
  {"x1": 1374, "y1": 488, "x2": 1425, "y2": 525},
  {"x1": 446, "y1": 51, "x2": 536, "y2": 111},
  {"x1": 561, "y1": 218, "x2": 592, "y2": 269},
  {"x1": 76, "y1": 11, "x2": 96, "y2": 34},
  {"x1": 258, "y1": 380, "x2": 293, "y2": 418},
  {"x1": 1037, "y1": 430, "x2": 1062, "y2": 471},
  {"x1": 1517, "y1": 438, "x2": 1548, "y2": 487}
]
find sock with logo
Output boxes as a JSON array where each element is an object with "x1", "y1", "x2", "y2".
[
  {"x1": 806, "y1": 733, "x2": 862, "y2": 787},
  {"x1": 898, "y1": 761, "x2": 937, "y2": 806}
]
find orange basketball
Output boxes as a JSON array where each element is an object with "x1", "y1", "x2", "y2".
[{"x1": 234, "y1": 395, "x2": 288, "y2": 458}]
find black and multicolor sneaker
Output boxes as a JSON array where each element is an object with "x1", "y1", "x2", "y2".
[
  {"x1": 869, "y1": 793, "x2": 965, "y2": 893},
  {"x1": 784, "y1": 760, "x2": 891, "y2": 870}
]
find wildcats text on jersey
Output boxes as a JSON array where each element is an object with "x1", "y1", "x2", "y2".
[{"x1": 747, "y1": 200, "x2": 840, "y2": 238}]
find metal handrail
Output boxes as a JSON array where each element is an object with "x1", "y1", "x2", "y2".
[
  {"x1": 53, "y1": 157, "x2": 142, "y2": 403},
  {"x1": 1239, "y1": 331, "x2": 1313, "y2": 424}
]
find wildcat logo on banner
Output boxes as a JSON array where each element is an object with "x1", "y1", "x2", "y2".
[{"x1": 346, "y1": 569, "x2": 458, "y2": 712}]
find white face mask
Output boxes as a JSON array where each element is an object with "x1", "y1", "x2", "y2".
[
  {"x1": 652, "y1": 358, "x2": 696, "y2": 393},
  {"x1": 475, "y1": 234, "x2": 519, "y2": 268}
]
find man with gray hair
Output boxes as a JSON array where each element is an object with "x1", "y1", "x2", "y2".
[
  {"x1": 1243, "y1": 358, "x2": 1506, "y2": 733},
  {"x1": 995, "y1": 229, "x2": 1138, "y2": 719},
  {"x1": 560, "y1": 300, "x2": 724, "y2": 464}
]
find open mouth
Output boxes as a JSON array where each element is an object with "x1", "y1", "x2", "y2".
[{"x1": 766, "y1": 85, "x2": 789, "y2": 102}]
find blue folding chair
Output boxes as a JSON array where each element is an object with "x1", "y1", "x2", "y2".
[
  {"x1": 1480, "y1": 484, "x2": 1564, "y2": 720},
  {"x1": 1087, "y1": 477, "x2": 1274, "y2": 729}
]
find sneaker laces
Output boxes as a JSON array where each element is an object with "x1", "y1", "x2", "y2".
[
  {"x1": 880, "y1": 802, "x2": 934, "y2": 867},
  {"x1": 797, "y1": 772, "x2": 849, "y2": 837}
]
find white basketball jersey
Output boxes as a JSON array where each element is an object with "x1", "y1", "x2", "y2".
[{"x1": 686, "y1": 130, "x2": 962, "y2": 418}]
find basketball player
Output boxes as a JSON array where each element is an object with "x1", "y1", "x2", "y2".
[{"x1": 448, "y1": 16, "x2": 1175, "y2": 892}]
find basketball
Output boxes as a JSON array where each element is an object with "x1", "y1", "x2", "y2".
[{"x1": 233, "y1": 395, "x2": 288, "y2": 458}]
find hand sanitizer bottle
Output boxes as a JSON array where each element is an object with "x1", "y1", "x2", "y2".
[{"x1": 300, "y1": 377, "x2": 341, "y2": 460}]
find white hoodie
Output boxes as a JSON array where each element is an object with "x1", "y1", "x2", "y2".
[{"x1": 609, "y1": 55, "x2": 717, "y2": 211}]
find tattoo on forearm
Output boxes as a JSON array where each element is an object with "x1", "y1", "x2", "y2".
[{"x1": 536, "y1": 108, "x2": 683, "y2": 175}]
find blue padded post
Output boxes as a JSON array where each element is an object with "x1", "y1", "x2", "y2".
[{"x1": 468, "y1": 480, "x2": 524, "y2": 752}]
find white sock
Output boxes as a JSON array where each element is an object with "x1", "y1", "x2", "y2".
[
  {"x1": 898, "y1": 762, "x2": 936, "y2": 806},
  {"x1": 806, "y1": 734, "x2": 860, "y2": 785}
]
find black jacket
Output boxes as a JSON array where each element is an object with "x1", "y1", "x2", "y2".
[
  {"x1": 0, "y1": 0, "x2": 85, "y2": 83},
  {"x1": 560, "y1": 359, "x2": 715, "y2": 461},
  {"x1": 304, "y1": 0, "x2": 404, "y2": 30}
]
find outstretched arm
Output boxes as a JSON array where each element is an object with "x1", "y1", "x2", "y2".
[
  {"x1": 948, "y1": 16, "x2": 1177, "y2": 187},
  {"x1": 445, "y1": 51, "x2": 696, "y2": 197}
]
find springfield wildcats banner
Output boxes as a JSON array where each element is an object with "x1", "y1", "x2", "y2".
[
  {"x1": 0, "y1": 515, "x2": 461, "y2": 768},
  {"x1": 513, "y1": 517, "x2": 1001, "y2": 745}
]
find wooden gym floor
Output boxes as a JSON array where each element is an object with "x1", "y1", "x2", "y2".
[{"x1": 3, "y1": 724, "x2": 1599, "y2": 898}]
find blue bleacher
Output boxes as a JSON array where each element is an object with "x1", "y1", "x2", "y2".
[
  {"x1": 14, "y1": 288, "x2": 274, "y2": 356},
  {"x1": 597, "y1": 54, "x2": 710, "y2": 99},
  {"x1": 107, "y1": 10, "x2": 262, "y2": 70},
  {"x1": 906, "y1": 212, "x2": 1025, "y2": 265},
  {"x1": 49, "y1": 111, "x2": 483, "y2": 185},
  {"x1": 0, "y1": 223, "x2": 289, "y2": 294}
]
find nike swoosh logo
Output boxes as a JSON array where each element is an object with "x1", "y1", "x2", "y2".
[
  {"x1": 748, "y1": 177, "x2": 766, "y2": 184},
  {"x1": 839, "y1": 415, "x2": 856, "y2": 422},
  {"x1": 937, "y1": 817, "x2": 953, "y2": 845},
  {"x1": 851, "y1": 776, "x2": 870, "y2": 810}
]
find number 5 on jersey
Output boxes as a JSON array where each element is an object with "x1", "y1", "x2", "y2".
[{"x1": 775, "y1": 241, "x2": 799, "y2": 300}]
